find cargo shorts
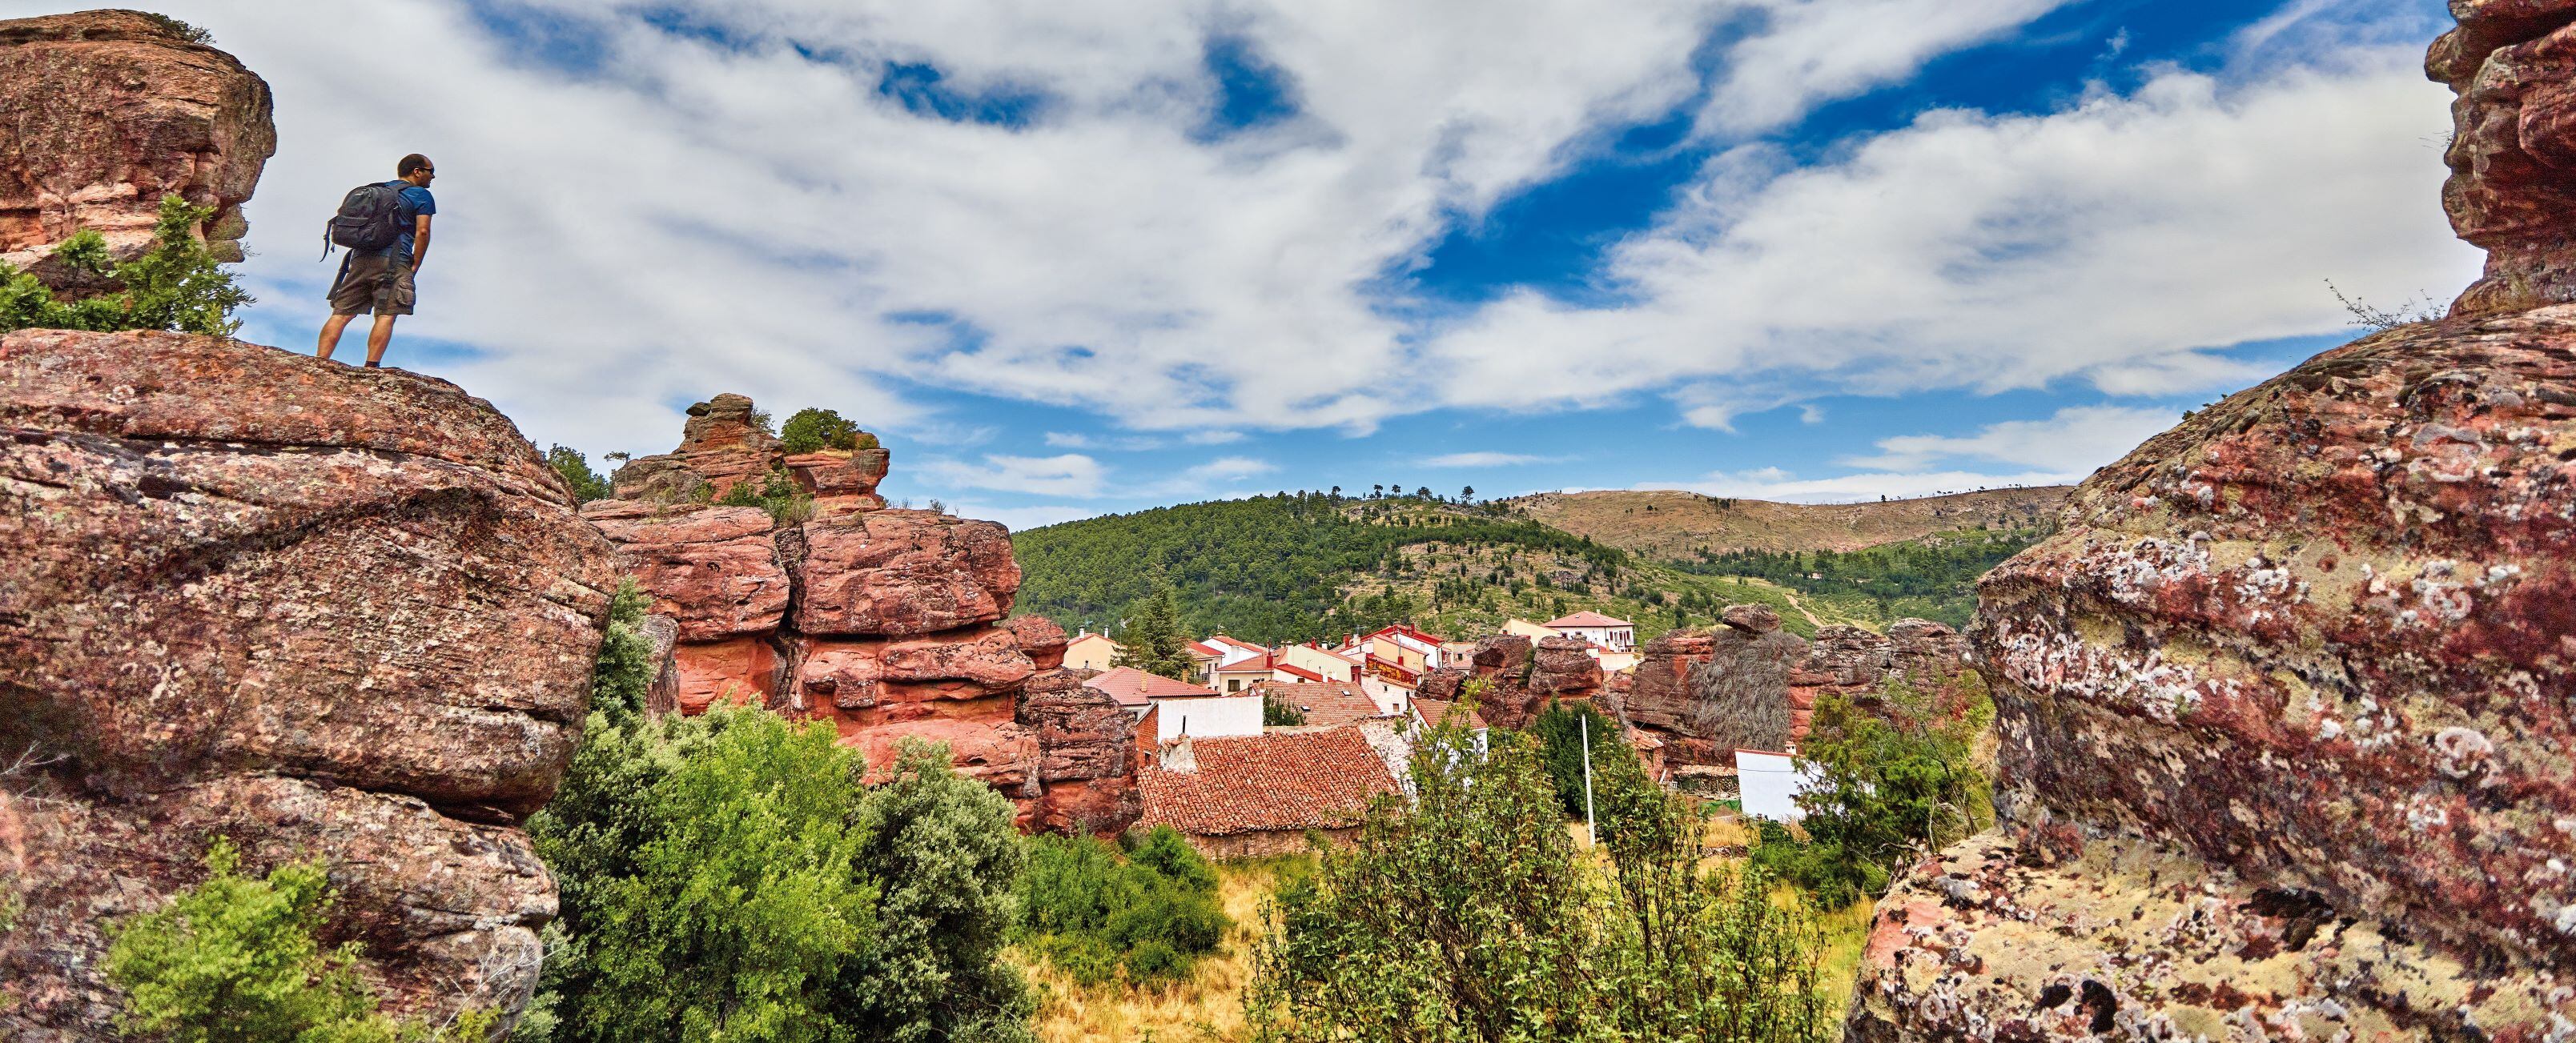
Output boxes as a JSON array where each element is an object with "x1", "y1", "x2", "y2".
[{"x1": 328, "y1": 253, "x2": 416, "y2": 317}]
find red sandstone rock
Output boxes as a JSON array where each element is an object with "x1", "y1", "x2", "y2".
[
  {"x1": 796, "y1": 626, "x2": 1037, "y2": 708},
  {"x1": 608, "y1": 393, "x2": 785, "y2": 501},
  {"x1": 1019, "y1": 667, "x2": 1135, "y2": 783},
  {"x1": 582, "y1": 501, "x2": 790, "y2": 642},
  {"x1": 1852, "y1": 310, "x2": 2576, "y2": 1037},
  {"x1": 0, "y1": 330, "x2": 614, "y2": 815},
  {"x1": 2434, "y1": 2, "x2": 2576, "y2": 316},
  {"x1": 795, "y1": 511, "x2": 1020, "y2": 636},
  {"x1": 0, "y1": 330, "x2": 614, "y2": 1037},
  {"x1": 1529, "y1": 636, "x2": 1603, "y2": 696},
  {"x1": 1002, "y1": 615, "x2": 1071, "y2": 670},
  {"x1": 671, "y1": 636, "x2": 779, "y2": 715},
  {"x1": 787, "y1": 447, "x2": 891, "y2": 519},
  {"x1": 0, "y1": 11, "x2": 275, "y2": 289}
]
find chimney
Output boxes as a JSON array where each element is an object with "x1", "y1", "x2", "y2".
[{"x1": 1159, "y1": 733, "x2": 1197, "y2": 773}]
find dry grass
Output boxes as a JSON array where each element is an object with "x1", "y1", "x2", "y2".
[
  {"x1": 1019, "y1": 856, "x2": 1309, "y2": 1043},
  {"x1": 1510, "y1": 487, "x2": 2070, "y2": 560}
]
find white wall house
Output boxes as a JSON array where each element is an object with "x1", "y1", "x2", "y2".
[
  {"x1": 1734, "y1": 748, "x2": 1821, "y2": 821},
  {"x1": 1155, "y1": 695, "x2": 1265, "y2": 741},
  {"x1": 1542, "y1": 611, "x2": 1636, "y2": 652}
]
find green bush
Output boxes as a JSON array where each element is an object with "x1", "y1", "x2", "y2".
[
  {"x1": 0, "y1": 195, "x2": 252, "y2": 336},
  {"x1": 1017, "y1": 825, "x2": 1228, "y2": 989},
  {"x1": 1246, "y1": 714, "x2": 1831, "y2": 1042},
  {"x1": 106, "y1": 837, "x2": 493, "y2": 1043},
  {"x1": 716, "y1": 465, "x2": 815, "y2": 526},
  {"x1": 778, "y1": 408, "x2": 875, "y2": 454},
  {"x1": 524, "y1": 705, "x2": 1035, "y2": 1043},
  {"x1": 1749, "y1": 672, "x2": 1991, "y2": 906}
]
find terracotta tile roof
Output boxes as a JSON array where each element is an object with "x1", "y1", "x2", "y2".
[
  {"x1": 1253, "y1": 681, "x2": 1393, "y2": 728},
  {"x1": 1412, "y1": 696, "x2": 1487, "y2": 732},
  {"x1": 1083, "y1": 666, "x2": 1220, "y2": 707},
  {"x1": 1138, "y1": 728, "x2": 1401, "y2": 836},
  {"x1": 1185, "y1": 640, "x2": 1223, "y2": 658},
  {"x1": 1273, "y1": 661, "x2": 1327, "y2": 683},
  {"x1": 1544, "y1": 611, "x2": 1632, "y2": 628}
]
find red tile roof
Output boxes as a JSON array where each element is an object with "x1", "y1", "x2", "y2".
[
  {"x1": 1273, "y1": 661, "x2": 1327, "y2": 683},
  {"x1": 1544, "y1": 611, "x2": 1633, "y2": 628},
  {"x1": 1083, "y1": 667, "x2": 1220, "y2": 707},
  {"x1": 1138, "y1": 728, "x2": 1401, "y2": 836},
  {"x1": 1412, "y1": 697, "x2": 1487, "y2": 732},
  {"x1": 1185, "y1": 641, "x2": 1222, "y2": 658},
  {"x1": 1252, "y1": 681, "x2": 1393, "y2": 728}
]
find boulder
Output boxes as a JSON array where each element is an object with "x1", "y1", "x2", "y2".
[
  {"x1": 0, "y1": 11, "x2": 275, "y2": 289},
  {"x1": 0, "y1": 330, "x2": 614, "y2": 818},
  {"x1": 1529, "y1": 636, "x2": 1604, "y2": 696},
  {"x1": 607, "y1": 393, "x2": 784, "y2": 501},
  {"x1": 1018, "y1": 667, "x2": 1135, "y2": 783},
  {"x1": 795, "y1": 511, "x2": 1021, "y2": 636},
  {"x1": 581, "y1": 500, "x2": 790, "y2": 642},
  {"x1": 1718, "y1": 603, "x2": 1782, "y2": 633},
  {"x1": 1002, "y1": 614, "x2": 1071, "y2": 670},
  {"x1": 1851, "y1": 307, "x2": 2576, "y2": 1037},
  {"x1": 2433, "y1": 0, "x2": 2576, "y2": 316},
  {"x1": 0, "y1": 330, "x2": 617, "y2": 1036}
]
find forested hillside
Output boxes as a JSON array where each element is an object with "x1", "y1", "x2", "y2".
[{"x1": 1010, "y1": 491, "x2": 2047, "y2": 644}]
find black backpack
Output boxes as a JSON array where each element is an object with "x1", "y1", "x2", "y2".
[{"x1": 322, "y1": 181, "x2": 404, "y2": 258}]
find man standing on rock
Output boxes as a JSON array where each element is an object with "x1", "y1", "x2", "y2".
[{"x1": 316, "y1": 154, "x2": 436, "y2": 367}]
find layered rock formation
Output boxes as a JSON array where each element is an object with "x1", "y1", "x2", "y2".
[
  {"x1": 2435, "y1": 0, "x2": 2576, "y2": 317},
  {"x1": 585, "y1": 395, "x2": 1138, "y2": 833},
  {"x1": 1414, "y1": 633, "x2": 1605, "y2": 729},
  {"x1": 0, "y1": 330, "x2": 617, "y2": 1036},
  {"x1": 1851, "y1": 13, "x2": 2576, "y2": 1033},
  {"x1": 608, "y1": 392, "x2": 889, "y2": 518},
  {"x1": 1613, "y1": 608, "x2": 1971, "y2": 768},
  {"x1": 0, "y1": 10, "x2": 275, "y2": 291}
]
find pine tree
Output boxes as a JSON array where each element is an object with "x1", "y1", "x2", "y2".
[{"x1": 1113, "y1": 584, "x2": 1196, "y2": 681}]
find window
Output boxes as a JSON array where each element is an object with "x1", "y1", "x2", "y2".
[{"x1": 1228, "y1": 679, "x2": 1241, "y2": 693}]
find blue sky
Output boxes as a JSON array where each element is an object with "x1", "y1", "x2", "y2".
[{"x1": 46, "y1": 0, "x2": 2481, "y2": 529}]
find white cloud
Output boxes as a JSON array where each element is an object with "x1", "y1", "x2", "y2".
[
  {"x1": 1417, "y1": 451, "x2": 1568, "y2": 467},
  {"x1": 917, "y1": 453, "x2": 1106, "y2": 497},
  {"x1": 45, "y1": 1, "x2": 2467, "y2": 459},
  {"x1": 1182, "y1": 455, "x2": 1276, "y2": 482},
  {"x1": 1429, "y1": 46, "x2": 2480, "y2": 421},
  {"x1": 1797, "y1": 403, "x2": 1826, "y2": 424},
  {"x1": 1658, "y1": 468, "x2": 2074, "y2": 504},
  {"x1": 939, "y1": 502, "x2": 1098, "y2": 532},
  {"x1": 66, "y1": 0, "x2": 2102, "y2": 455},
  {"x1": 1841, "y1": 405, "x2": 2176, "y2": 472},
  {"x1": 1045, "y1": 431, "x2": 1162, "y2": 451},
  {"x1": 1698, "y1": 0, "x2": 2074, "y2": 134}
]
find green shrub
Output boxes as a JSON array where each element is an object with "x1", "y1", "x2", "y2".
[
  {"x1": 716, "y1": 465, "x2": 815, "y2": 527},
  {"x1": 106, "y1": 837, "x2": 493, "y2": 1043},
  {"x1": 524, "y1": 709, "x2": 1035, "y2": 1043},
  {"x1": 0, "y1": 195, "x2": 252, "y2": 336},
  {"x1": 778, "y1": 408, "x2": 874, "y2": 454},
  {"x1": 1749, "y1": 672, "x2": 1990, "y2": 905},
  {"x1": 1246, "y1": 713, "x2": 1831, "y2": 1042},
  {"x1": 1016, "y1": 825, "x2": 1228, "y2": 989}
]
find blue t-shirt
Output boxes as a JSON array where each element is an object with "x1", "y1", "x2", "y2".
[{"x1": 378, "y1": 180, "x2": 435, "y2": 261}]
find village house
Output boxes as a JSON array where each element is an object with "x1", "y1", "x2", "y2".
[
  {"x1": 1086, "y1": 667, "x2": 1262, "y2": 740},
  {"x1": 1135, "y1": 727, "x2": 1405, "y2": 859},
  {"x1": 1063, "y1": 629, "x2": 1120, "y2": 671},
  {"x1": 1505, "y1": 612, "x2": 1642, "y2": 672},
  {"x1": 1209, "y1": 647, "x2": 1330, "y2": 693},
  {"x1": 1250, "y1": 680, "x2": 1403, "y2": 727},
  {"x1": 1541, "y1": 610, "x2": 1635, "y2": 651}
]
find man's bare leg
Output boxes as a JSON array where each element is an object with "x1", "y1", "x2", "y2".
[
  {"x1": 316, "y1": 313, "x2": 357, "y2": 360},
  {"x1": 364, "y1": 315, "x2": 397, "y2": 367}
]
